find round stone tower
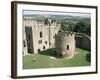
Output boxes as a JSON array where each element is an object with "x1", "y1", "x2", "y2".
[{"x1": 55, "y1": 31, "x2": 75, "y2": 58}]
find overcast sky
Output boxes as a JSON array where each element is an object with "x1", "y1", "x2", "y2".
[{"x1": 23, "y1": 10, "x2": 91, "y2": 18}]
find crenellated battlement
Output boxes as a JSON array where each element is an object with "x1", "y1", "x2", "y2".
[
  {"x1": 24, "y1": 18, "x2": 58, "y2": 24},
  {"x1": 23, "y1": 18, "x2": 60, "y2": 32},
  {"x1": 57, "y1": 30, "x2": 75, "y2": 39}
]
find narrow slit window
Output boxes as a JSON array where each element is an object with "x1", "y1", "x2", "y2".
[
  {"x1": 29, "y1": 34, "x2": 31, "y2": 39},
  {"x1": 67, "y1": 45, "x2": 69, "y2": 50},
  {"x1": 40, "y1": 31, "x2": 42, "y2": 38},
  {"x1": 43, "y1": 46, "x2": 45, "y2": 50}
]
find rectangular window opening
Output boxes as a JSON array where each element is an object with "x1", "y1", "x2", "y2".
[{"x1": 39, "y1": 40, "x2": 42, "y2": 44}]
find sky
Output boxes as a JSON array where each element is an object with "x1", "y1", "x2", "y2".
[{"x1": 23, "y1": 10, "x2": 91, "y2": 18}]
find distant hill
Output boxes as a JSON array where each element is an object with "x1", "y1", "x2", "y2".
[{"x1": 23, "y1": 14, "x2": 90, "y2": 21}]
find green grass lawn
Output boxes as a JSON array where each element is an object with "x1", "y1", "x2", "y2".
[{"x1": 23, "y1": 48, "x2": 90, "y2": 69}]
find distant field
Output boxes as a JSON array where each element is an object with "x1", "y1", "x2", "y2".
[{"x1": 23, "y1": 48, "x2": 90, "y2": 69}]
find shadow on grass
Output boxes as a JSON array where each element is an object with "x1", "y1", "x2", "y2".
[
  {"x1": 86, "y1": 53, "x2": 91, "y2": 62},
  {"x1": 76, "y1": 47, "x2": 91, "y2": 63},
  {"x1": 39, "y1": 48, "x2": 62, "y2": 58}
]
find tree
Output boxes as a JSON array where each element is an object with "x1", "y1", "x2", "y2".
[
  {"x1": 74, "y1": 21, "x2": 90, "y2": 36},
  {"x1": 61, "y1": 23, "x2": 75, "y2": 32},
  {"x1": 60, "y1": 21, "x2": 90, "y2": 36}
]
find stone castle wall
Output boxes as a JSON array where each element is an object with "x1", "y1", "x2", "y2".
[{"x1": 75, "y1": 34, "x2": 90, "y2": 50}]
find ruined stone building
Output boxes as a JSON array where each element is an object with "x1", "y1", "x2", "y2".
[
  {"x1": 55, "y1": 31, "x2": 75, "y2": 58},
  {"x1": 23, "y1": 16, "x2": 90, "y2": 59},
  {"x1": 23, "y1": 16, "x2": 60, "y2": 55}
]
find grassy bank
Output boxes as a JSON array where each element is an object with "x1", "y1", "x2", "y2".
[{"x1": 23, "y1": 48, "x2": 90, "y2": 69}]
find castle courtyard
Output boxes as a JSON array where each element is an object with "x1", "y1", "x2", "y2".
[{"x1": 23, "y1": 48, "x2": 90, "y2": 69}]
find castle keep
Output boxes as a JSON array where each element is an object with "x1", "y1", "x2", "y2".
[{"x1": 23, "y1": 16, "x2": 60, "y2": 55}]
